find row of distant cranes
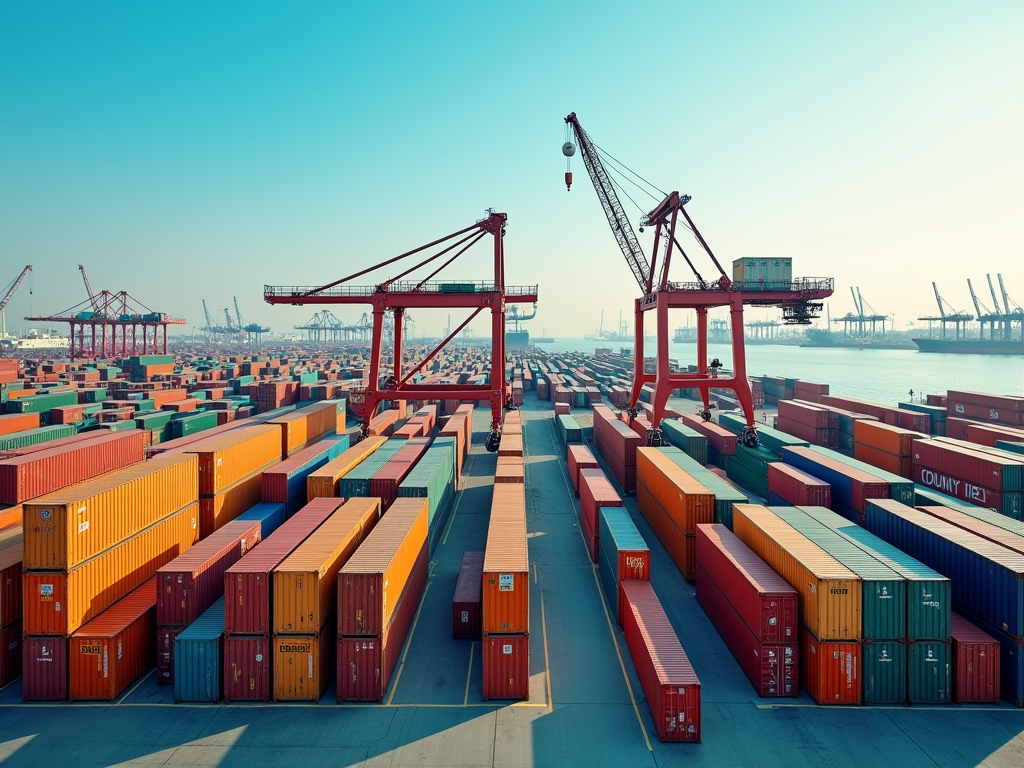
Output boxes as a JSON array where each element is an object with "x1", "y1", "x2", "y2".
[
  {"x1": 200, "y1": 297, "x2": 270, "y2": 344},
  {"x1": 919, "y1": 274, "x2": 1023, "y2": 340}
]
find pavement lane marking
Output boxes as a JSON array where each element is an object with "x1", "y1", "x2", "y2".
[
  {"x1": 540, "y1": 591, "x2": 554, "y2": 713},
  {"x1": 442, "y1": 451, "x2": 476, "y2": 547},
  {"x1": 115, "y1": 668, "x2": 155, "y2": 705},
  {"x1": 463, "y1": 641, "x2": 475, "y2": 707},
  {"x1": 385, "y1": 581, "x2": 432, "y2": 706}
]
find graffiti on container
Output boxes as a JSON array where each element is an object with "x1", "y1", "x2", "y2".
[
  {"x1": 918, "y1": 468, "x2": 992, "y2": 504},
  {"x1": 625, "y1": 556, "x2": 646, "y2": 569}
]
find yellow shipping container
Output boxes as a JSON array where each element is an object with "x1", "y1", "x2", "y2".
[
  {"x1": 636, "y1": 448, "x2": 715, "y2": 535},
  {"x1": 23, "y1": 454, "x2": 199, "y2": 570},
  {"x1": 306, "y1": 437, "x2": 387, "y2": 500},
  {"x1": 732, "y1": 504, "x2": 861, "y2": 641},
  {"x1": 22, "y1": 502, "x2": 199, "y2": 635},
  {"x1": 187, "y1": 425, "x2": 282, "y2": 496},
  {"x1": 272, "y1": 627, "x2": 334, "y2": 702},
  {"x1": 269, "y1": 400, "x2": 346, "y2": 457},
  {"x1": 199, "y1": 461, "x2": 278, "y2": 538},
  {"x1": 273, "y1": 497, "x2": 381, "y2": 634}
]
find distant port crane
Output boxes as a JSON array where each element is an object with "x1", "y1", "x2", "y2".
[
  {"x1": 1, "y1": 265, "x2": 32, "y2": 338},
  {"x1": 25, "y1": 266, "x2": 184, "y2": 359},
  {"x1": 564, "y1": 112, "x2": 833, "y2": 446}
]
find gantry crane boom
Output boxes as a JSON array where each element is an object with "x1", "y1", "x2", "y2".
[
  {"x1": 202, "y1": 300, "x2": 213, "y2": 330},
  {"x1": 998, "y1": 274, "x2": 1014, "y2": 314},
  {"x1": 967, "y1": 278, "x2": 984, "y2": 317},
  {"x1": 78, "y1": 265, "x2": 102, "y2": 314},
  {"x1": 233, "y1": 297, "x2": 243, "y2": 329},
  {"x1": 564, "y1": 113, "x2": 651, "y2": 292},
  {"x1": 932, "y1": 282, "x2": 946, "y2": 319},
  {"x1": 1, "y1": 265, "x2": 33, "y2": 337},
  {"x1": 987, "y1": 275, "x2": 1003, "y2": 316}
]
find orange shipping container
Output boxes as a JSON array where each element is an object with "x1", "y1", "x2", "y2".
[
  {"x1": 495, "y1": 455, "x2": 525, "y2": 484},
  {"x1": 273, "y1": 497, "x2": 381, "y2": 634},
  {"x1": 268, "y1": 400, "x2": 343, "y2": 457},
  {"x1": 22, "y1": 454, "x2": 199, "y2": 570},
  {"x1": 482, "y1": 484, "x2": 529, "y2": 634},
  {"x1": 68, "y1": 577, "x2": 157, "y2": 701},
  {"x1": 732, "y1": 504, "x2": 861, "y2": 641},
  {"x1": 22, "y1": 502, "x2": 199, "y2": 635},
  {"x1": 337, "y1": 497, "x2": 428, "y2": 636},
  {"x1": 636, "y1": 448, "x2": 715, "y2": 536},
  {"x1": 497, "y1": 433, "x2": 523, "y2": 457},
  {"x1": 0, "y1": 504, "x2": 22, "y2": 531},
  {"x1": 635, "y1": 481, "x2": 696, "y2": 580},
  {"x1": 0, "y1": 412, "x2": 40, "y2": 437},
  {"x1": 306, "y1": 437, "x2": 387, "y2": 500},
  {"x1": 801, "y1": 627, "x2": 861, "y2": 705},
  {"x1": 852, "y1": 443, "x2": 913, "y2": 478},
  {"x1": 199, "y1": 467, "x2": 274, "y2": 538},
  {"x1": 272, "y1": 619, "x2": 335, "y2": 702},
  {"x1": 853, "y1": 420, "x2": 924, "y2": 457},
  {"x1": 187, "y1": 425, "x2": 283, "y2": 496}
]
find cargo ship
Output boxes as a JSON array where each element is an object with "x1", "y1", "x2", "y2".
[
  {"x1": 803, "y1": 328, "x2": 915, "y2": 350},
  {"x1": 0, "y1": 329, "x2": 70, "y2": 351},
  {"x1": 912, "y1": 336, "x2": 1024, "y2": 355}
]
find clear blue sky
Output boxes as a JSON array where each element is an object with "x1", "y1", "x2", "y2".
[{"x1": 2, "y1": 1, "x2": 1021, "y2": 339}]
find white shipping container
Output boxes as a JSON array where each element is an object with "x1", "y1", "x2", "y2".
[{"x1": 732, "y1": 258, "x2": 793, "y2": 287}]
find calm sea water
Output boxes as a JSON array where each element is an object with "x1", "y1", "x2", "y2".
[{"x1": 530, "y1": 338, "x2": 1024, "y2": 404}]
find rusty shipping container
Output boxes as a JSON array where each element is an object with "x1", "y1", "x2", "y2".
[
  {"x1": 578, "y1": 468, "x2": 621, "y2": 563},
  {"x1": 224, "y1": 497, "x2": 346, "y2": 636},
  {"x1": 801, "y1": 627, "x2": 861, "y2": 704},
  {"x1": 272, "y1": 617, "x2": 336, "y2": 702},
  {"x1": 23, "y1": 502, "x2": 199, "y2": 635},
  {"x1": 337, "y1": 498, "x2": 427, "y2": 636},
  {"x1": 274, "y1": 497, "x2": 381, "y2": 635},
  {"x1": 567, "y1": 444, "x2": 599, "y2": 497},
  {"x1": 0, "y1": 429, "x2": 146, "y2": 504},
  {"x1": 482, "y1": 484, "x2": 529, "y2": 634},
  {"x1": 481, "y1": 633, "x2": 530, "y2": 701},
  {"x1": 336, "y1": 542, "x2": 429, "y2": 702},
  {"x1": 453, "y1": 550, "x2": 484, "y2": 640},
  {"x1": 732, "y1": 504, "x2": 861, "y2": 641},
  {"x1": 223, "y1": 634, "x2": 271, "y2": 702},
  {"x1": 694, "y1": 524, "x2": 798, "y2": 644},
  {"x1": 306, "y1": 437, "x2": 387, "y2": 500},
  {"x1": 951, "y1": 612, "x2": 1001, "y2": 705},
  {"x1": 68, "y1": 578, "x2": 157, "y2": 701},
  {"x1": 621, "y1": 580, "x2": 701, "y2": 742}
]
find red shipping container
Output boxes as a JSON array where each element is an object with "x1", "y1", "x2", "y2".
[
  {"x1": 69, "y1": 577, "x2": 156, "y2": 701},
  {"x1": 778, "y1": 400, "x2": 832, "y2": 429},
  {"x1": 452, "y1": 551, "x2": 483, "y2": 640},
  {"x1": 680, "y1": 413, "x2": 736, "y2": 457},
  {"x1": 480, "y1": 633, "x2": 530, "y2": 701},
  {"x1": 947, "y1": 390, "x2": 1024, "y2": 414},
  {"x1": 336, "y1": 544, "x2": 428, "y2": 702},
  {"x1": 913, "y1": 439, "x2": 1017, "y2": 493},
  {"x1": 368, "y1": 437, "x2": 431, "y2": 511},
  {"x1": 0, "y1": 545, "x2": 22, "y2": 629},
  {"x1": 22, "y1": 635, "x2": 67, "y2": 701},
  {"x1": 694, "y1": 524, "x2": 798, "y2": 644},
  {"x1": 944, "y1": 417, "x2": 975, "y2": 440},
  {"x1": 621, "y1": 580, "x2": 701, "y2": 742},
  {"x1": 158, "y1": 518, "x2": 262, "y2": 627},
  {"x1": 567, "y1": 445, "x2": 599, "y2": 497},
  {"x1": 965, "y1": 423, "x2": 1024, "y2": 448},
  {"x1": 0, "y1": 429, "x2": 146, "y2": 504},
  {"x1": 801, "y1": 626, "x2": 861, "y2": 705},
  {"x1": 223, "y1": 634, "x2": 271, "y2": 702},
  {"x1": 1, "y1": 621, "x2": 21, "y2": 688},
  {"x1": 695, "y1": 563, "x2": 797, "y2": 697},
  {"x1": 156, "y1": 627, "x2": 184, "y2": 685},
  {"x1": 776, "y1": 417, "x2": 834, "y2": 447},
  {"x1": 950, "y1": 613, "x2": 1000, "y2": 705},
  {"x1": 578, "y1": 469, "x2": 622, "y2": 563},
  {"x1": 767, "y1": 463, "x2": 832, "y2": 508},
  {"x1": 224, "y1": 497, "x2": 344, "y2": 636},
  {"x1": 784, "y1": 446, "x2": 890, "y2": 515},
  {"x1": 912, "y1": 466, "x2": 1008, "y2": 511}
]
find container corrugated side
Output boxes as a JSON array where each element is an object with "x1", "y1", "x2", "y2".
[
  {"x1": 306, "y1": 437, "x2": 387, "y2": 499},
  {"x1": 23, "y1": 502, "x2": 199, "y2": 635},
  {"x1": 273, "y1": 497, "x2": 381, "y2": 634},
  {"x1": 598, "y1": 506, "x2": 650, "y2": 624},
  {"x1": 22, "y1": 635, "x2": 68, "y2": 701},
  {"x1": 187, "y1": 424, "x2": 282, "y2": 496},
  {"x1": 224, "y1": 498, "x2": 345, "y2": 636},
  {"x1": 223, "y1": 634, "x2": 271, "y2": 702},
  {"x1": 951, "y1": 612, "x2": 1001, "y2": 704},
  {"x1": 22, "y1": 453, "x2": 199, "y2": 570},
  {"x1": 480, "y1": 633, "x2": 530, "y2": 701},
  {"x1": 800, "y1": 626, "x2": 861, "y2": 705},
  {"x1": 621, "y1": 580, "x2": 701, "y2": 742},
  {"x1": 261, "y1": 435, "x2": 350, "y2": 504},
  {"x1": 732, "y1": 504, "x2": 861, "y2": 641},
  {"x1": 579, "y1": 469, "x2": 621, "y2": 563},
  {"x1": 481, "y1": 484, "x2": 529, "y2": 634},
  {"x1": 908, "y1": 640, "x2": 951, "y2": 704},
  {"x1": 453, "y1": 550, "x2": 484, "y2": 639},
  {"x1": 337, "y1": 498, "x2": 427, "y2": 636},
  {"x1": 567, "y1": 444, "x2": 599, "y2": 495}
]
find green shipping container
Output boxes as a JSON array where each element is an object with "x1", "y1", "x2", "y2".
[
  {"x1": 337, "y1": 439, "x2": 405, "y2": 497},
  {"x1": 907, "y1": 640, "x2": 952, "y2": 704},
  {"x1": 135, "y1": 410, "x2": 174, "y2": 431},
  {"x1": 658, "y1": 447, "x2": 748, "y2": 529},
  {"x1": 723, "y1": 455, "x2": 769, "y2": 498},
  {"x1": 795, "y1": 505, "x2": 951, "y2": 641},
  {"x1": 769, "y1": 506, "x2": 906, "y2": 641},
  {"x1": 659, "y1": 420, "x2": 708, "y2": 465},
  {"x1": 171, "y1": 411, "x2": 219, "y2": 438},
  {"x1": 718, "y1": 411, "x2": 810, "y2": 458},
  {"x1": 8, "y1": 390, "x2": 80, "y2": 414},
  {"x1": 863, "y1": 640, "x2": 907, "y2": 705},
  {"x1": 555, "y1": 414, "x2": 582, "y2": 445},
  {"x1": 0, "y1": 424, "x2": 77, "y2": 451},
  {"x1": 81, "y1": 388, "x2": 108, "y2": 403}
]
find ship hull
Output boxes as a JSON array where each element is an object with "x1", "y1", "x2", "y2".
[{"x1": 912, "y1": 337, "x2": 1024, "y2": 355}]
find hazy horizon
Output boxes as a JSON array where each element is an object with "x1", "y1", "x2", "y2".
[{"x1": 2, "y1": 2, "x2": 1021, "y2": 340}]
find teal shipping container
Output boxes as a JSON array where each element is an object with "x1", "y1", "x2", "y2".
[
  {"x1": 658, "y1": 447, "x2": 748, "y2": 529},
  {"x1": 660, "y1": 420, "x2": 708, "y2": 465},
  {"x1": 81, "y1": 388, "x2": 108, "y2": 402},
  {"x1": 8, "y1": 390, "x2": 79, "y2": 414},
  {"x1": 174, "y1": 598, "x2": 225, "y2": 702},
  {"x1": 337, "y1": 439, "x2": 406, "y2": 498},
  {"x1": 769, "y1": 506, "x2": 906, "y2": 641},
  {"x1": 235, "y1": 502, "x2": 287, "y2": 538},
  {"x1": 723, "y1": 444, "x2": 777, "y2": 498},
  {"x1": 863, "y1": 640, "x2": 907, "y2": 705},
  {"x1": 171, "y1": 411, "x2": 219, "y2": 439},
  {"x1": 718, "y1": 412, "x2": 809, "y2": 458},
  {"x1": 598, "y1": 506, "x2": 650, "y2": 624},
  {"x1": 908, "y1": 640, "x2": 952, "y2": 704},
  {"x1": 796, "y1": 505, "x2": 950, "y2": 641},
  {"x1": 397, "y1": 437, "x2": 456, "y2": 555},
  {"x1": 0, "y1": 424, "x2": 77, "y2": 451},
  {"x1": 555, "y1": 414, "x2": 582, "y2": 445}
]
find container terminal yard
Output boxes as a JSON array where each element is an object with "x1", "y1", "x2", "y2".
[{"x1": 0, "y1": 344, "x2": 1022, "y2": 768}]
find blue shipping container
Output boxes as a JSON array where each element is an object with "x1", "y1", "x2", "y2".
[
  {"x1": 235, "y1": 502, "x2": 287, "y2": 538},
  {"x1": 174, "y1": 598, "x2": 225, "y2": 702}
]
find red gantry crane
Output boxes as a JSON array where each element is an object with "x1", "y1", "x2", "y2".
[
  {"x1": 564, "y1": 112, "x2": 834, "y2": 446},
  {"x1": 264, "y1": 210, "x2": 537, "y2": 450}
]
